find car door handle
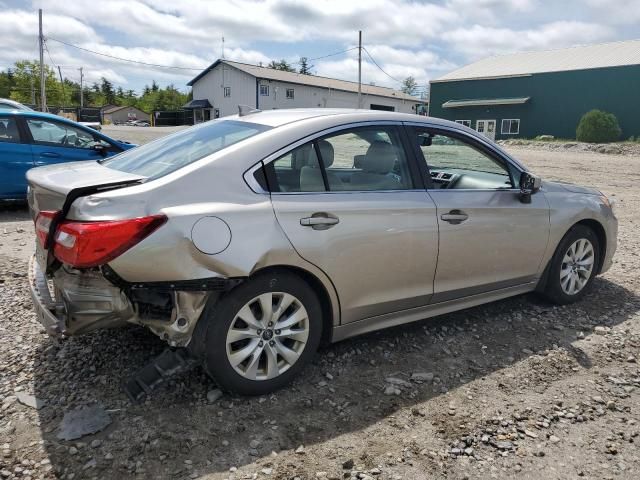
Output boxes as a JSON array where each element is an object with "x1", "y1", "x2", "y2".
[
  {"x1": 300, "y1": 213, "x2": 339, "y2": 230},
  {"x1": 440, "y1": 210, "x2": 469, "y2": 224},
  {"x1": 39, "y1": 152, "x2": 60, "y2": 158}
]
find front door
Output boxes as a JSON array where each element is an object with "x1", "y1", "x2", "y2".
[
  {"x1": 24, "y1": 117, "x2": 106, "y2": 167},
  {"x1": 476, "y1": 119, "x2": 496, "y2": 141},
  {"x1": 0, "y1": 115, "x2": 33, "y2": 199},
  {"x1": 267, "y1": 124, "x2": 439, "y2": 324},
  {"x1": 408, "y1": 126, "x2": 549, "y2": 301}
]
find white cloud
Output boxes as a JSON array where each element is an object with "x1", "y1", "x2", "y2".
[
  {"x1": 442, "y1": 21, "x2": 613, "y2": 59},
  {"x1": 1, "y1": 1, "x2": 633, "y2": 93},
  {"x1": 586, "y1": 0, "x2": 640, "y2": 24}
]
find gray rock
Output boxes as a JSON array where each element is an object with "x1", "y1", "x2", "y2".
[
  {"x1": 594, "y1": 326, "x2": 609, "y2": 335},
  {"x1": 57, "y1": 405, "x2": 112, "y2": 441},
  {"x1": 206, "y1": 389, "x2": 223, "y2": 403},
  {"x1": 410, "y1": 372, "x2": 434, "y2": 383},
  {"x1": 90, "y1": 439, "x2": 102, "y2": 448},
  {"x1": 15, "y1": 392, "x2": 44, "y2": 410},
  {"x1": 496, "y1": 441, "x2": 514, "y2": 450},
  {"x1": 383, "y1": 386, "x2": 401, "y2": 396},
  {"x1": 384, "y1": 377, "x2": 411, "y2": 387},
  {"x1": 249, "y1": 439, "x2": 261, "y2": 449}
]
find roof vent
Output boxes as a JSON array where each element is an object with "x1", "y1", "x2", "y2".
[{"x1": 238, "y1": 105, "x2": 262, "y2": 116}]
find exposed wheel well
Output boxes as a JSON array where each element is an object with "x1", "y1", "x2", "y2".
[
  {"x1": 575, "y1": 219, "x2": 607, "y2": 274},
  {"x1": 252, "y1": 265, "x2": 335, "y2": 346}
]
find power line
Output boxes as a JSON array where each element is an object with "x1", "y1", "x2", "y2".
[
  {"x1": 46, "y1": 37, "x2": 206, "y2": 71},
  {"x1": 304, "y1": 47, "x2": 359, "y2": 63},
  {"x1": 362, "y1": 47, "x2": 402, "y2": 84},
  {"x1": 47, "y1": 36, "x2": 358, "y2": 72}
]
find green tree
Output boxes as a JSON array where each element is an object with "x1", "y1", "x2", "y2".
[
  {"x1": 8, "y1": 60, "x2": 62, "y2": 107},
  {"x1": 100, "y1": 77, "x2": 116, "y2": 105},
  {"x1": 576, "y1": 110, "x2": 621, "y2": 143},
  {"x1": 299, "y1": 57, "x2": 313, "y2": 75},
  {"x1": 268, "y1": 59, "x2": 295, "y2": 72},
  {"x1": 401, "y1": 76, "x2": 418, "y2": 95}
]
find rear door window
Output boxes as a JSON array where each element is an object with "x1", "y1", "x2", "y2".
[
  {"x1": 102, "y1": 120, "x2": 271, "y2": 179},
  {"x1": 262, "y1": 125, "x2": 415, "y2": 192},
  {"x1": 0, "y1": 117, "x2": 21, "y2": 143}
]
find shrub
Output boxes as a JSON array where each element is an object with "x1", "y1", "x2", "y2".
[{"x1": 576, "y1": 110, "x2": 621, "y2": 143}]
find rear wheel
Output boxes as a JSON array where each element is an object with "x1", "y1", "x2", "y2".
[
  {"x1": 542, "y1": 225, "x2": 600, "y2": 304},
  {"x1": 201, "y1": 271, "x2": 322, "y2": 395}
]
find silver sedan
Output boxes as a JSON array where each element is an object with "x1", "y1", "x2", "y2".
[{"x1": 26, "y1": 109, "x2": 617, "y2": 395}]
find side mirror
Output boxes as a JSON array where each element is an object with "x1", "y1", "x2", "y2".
[
  {"x1": 519, "y1": 172, "x2": 542, "y2": 204},
  {"x1": 91, "y1": 143, "x2": 107, "y2": 156}
]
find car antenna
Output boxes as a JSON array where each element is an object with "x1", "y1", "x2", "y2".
[{"x1": 238, "y1": 105, "x2": 261, "y2": 116}]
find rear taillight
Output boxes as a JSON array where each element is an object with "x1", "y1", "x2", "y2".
[
  {"x1": 34, "y1": 210, "x2": 60, "y2": 247},
  {"x1": 50, "y1": 215, "x2": 167, "y2": 268}
]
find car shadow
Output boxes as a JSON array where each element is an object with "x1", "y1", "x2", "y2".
[
  {"x1": 33, "y1": 277, "x2": 639, "y2": 478},
  {"x1": 0, "y1": 203, "x2": 30, "y2": 222}
]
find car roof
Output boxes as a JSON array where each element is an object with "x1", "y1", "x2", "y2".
[
  {"x1": 231, "y1": 108, "x2": 454, "y2": 129},
  {"x1": 0, "y1": 98, "x2": 31, "y2": 110},
  {"x1": 1, "y1": 110, "x2": 75, "y2": 121}
]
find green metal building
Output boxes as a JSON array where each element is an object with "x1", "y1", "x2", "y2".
[{"x1": 429, "y1": 40, "x2": 640, "y2": 141}]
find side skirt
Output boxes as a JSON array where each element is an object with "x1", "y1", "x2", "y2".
[{"x1": 331, "y1": 282, "x2": 537, "y2": 342}]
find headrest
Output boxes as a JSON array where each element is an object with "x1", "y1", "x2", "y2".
[
  {"x1": 362, "y1": 141, "x2": 397, "y2": 174},
  {"x1": 292, "y1": 143, "x2": 315, "y2": 170},
  {"x1": 316, "y1": 139, "x2": 334, "y2": 168}
]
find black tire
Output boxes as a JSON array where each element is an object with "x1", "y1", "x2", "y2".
[
  {"x1": 541, "y1": 225, "x2": 600, "y2": 305},
  {"x1": 200, "y1": 271, "x2": 323, "y2": 395}
]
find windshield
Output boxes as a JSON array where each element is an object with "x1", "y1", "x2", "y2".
[{"x1": 101, "y1": 120, "x2": 271, "y2": 179}]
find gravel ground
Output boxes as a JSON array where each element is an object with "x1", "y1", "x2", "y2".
[
  {"x1": 1, "y1": 129, "x2": 639, "y2": 480},
  {"x1": 103, "y1": 125, "x2": 188, "y2": 146}
]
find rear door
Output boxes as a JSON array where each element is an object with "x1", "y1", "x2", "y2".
[
  {"x1": 23, "y1": 116, "x2": 107, "y2": 166},
  {"x1": 407, "y1": 125, "x2": 549, "y2": 302},
  {"x1": 0, "y1": 114, "x2": 33, "y2": 199},
  {"x1": 266, "y1": 123, "x2": 439, "y2": 324}
]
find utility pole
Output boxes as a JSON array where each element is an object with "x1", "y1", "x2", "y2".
[
  {"x1": 79, "y1": 67, "x2": 84, "y2": 108},
  {"x1": 222, "y1": 36, "x2": 225, "y2": 59},
  {"x1": 357, "y1": 30, "x2": 362, "y2": 109},
  {"x1": 57, "y1": 66, "x2": 65, "y2": 108},
  {"x1": 38, "y1": 9, "x2": 46, "y2": 112},
  {"x1": 30, "y1": 69, "x2": 35, "y2": 105}
]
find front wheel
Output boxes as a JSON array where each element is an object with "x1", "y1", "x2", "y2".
[
  {"x1": 541, "y1": 225, "x2": 600, "y2": 304},
  {"x1": 201, "y1": 271, "x2": 323, "y2": 395}
]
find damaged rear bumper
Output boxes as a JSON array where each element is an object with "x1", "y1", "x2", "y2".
[
  {"x1": 28, "y1": 255, "x2": 66, "y2": 336},
  {"x1": 27, "y1": 254, "x2": 241, "y2": 347}
]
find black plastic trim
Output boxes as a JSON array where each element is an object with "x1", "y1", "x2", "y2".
[{"x1": 101, "y1": 265, "x2": 243, "y2": 292}]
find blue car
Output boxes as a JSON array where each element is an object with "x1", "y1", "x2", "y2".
[{"x1": 0, "y1": 110, "x2": 136, "y2": 200}]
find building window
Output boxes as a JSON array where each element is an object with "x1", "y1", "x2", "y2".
[
  {"x1": 501, "y1": 119, "x2": 520, "y2": 135},
  {"x1": 370, "y1": 104, "x2": 395, "y2": 111},
  {"x1": 260, "y1": 84, "x2": 269, "y2": 96},
  {"x1": 455, "y1": 120, "x2": 471, "y2": 127},
  {"x1": 224, "y1": 86, "x2": 231, "y2": 97},
  {"x1": 286, "y1": 88, "x2": 294, "y2": 99}
]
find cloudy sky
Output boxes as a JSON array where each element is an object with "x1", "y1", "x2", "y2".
[{"x1": 1, "y1": 0, "x2": 639, "y2": 95}]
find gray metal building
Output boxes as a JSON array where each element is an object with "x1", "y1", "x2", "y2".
[
  {"x1": 102, "y1": 105, "x2": 150, "y2": 124},
  {"x1": 185, "y1": 59, "x2": 425, "y2": 123}
]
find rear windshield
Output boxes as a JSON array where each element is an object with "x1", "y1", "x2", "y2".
[{"x1": 101, "y1": 120, "x2": 270, "y2": 179}]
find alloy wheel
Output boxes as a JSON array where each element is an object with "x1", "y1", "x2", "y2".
[
  {"x1": 560, "y1": 238, "x2": 595, "y2": 295},
  {"x1": 225, "y1": 292, "x2": 310, "y2": 381}
]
